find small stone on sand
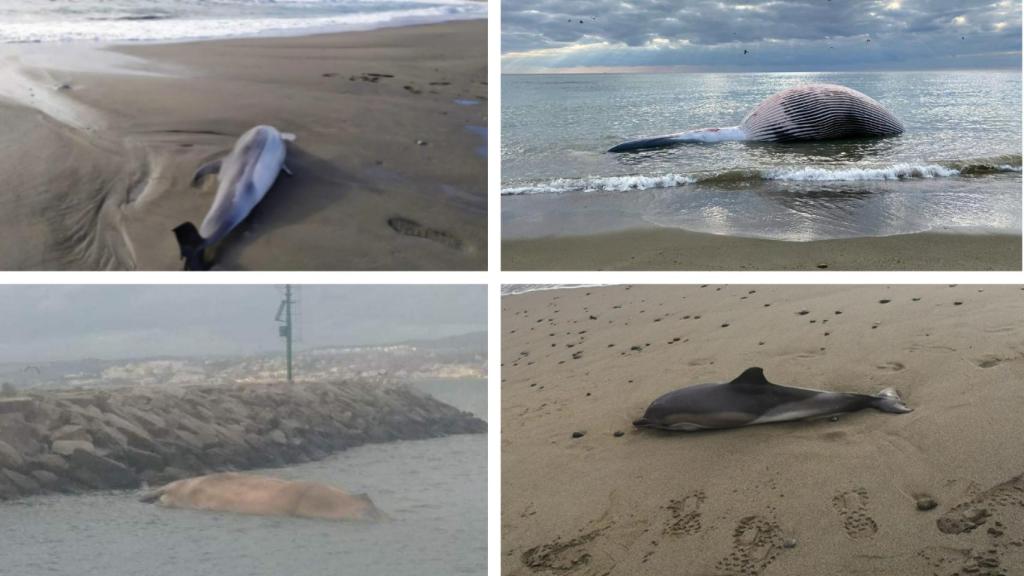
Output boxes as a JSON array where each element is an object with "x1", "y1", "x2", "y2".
[
  {"x1": 571, "y1": 431, "x2": 585, "y2": 439},
  {"x1": 613, "y1": 431, "x2": 624, "y2": 437},
  {"x1": 783, "y1": 539, "x2": 797, "y2": 548},
  {"x1": 916, "y1": 497, "x2": 938, "y2": 511}
]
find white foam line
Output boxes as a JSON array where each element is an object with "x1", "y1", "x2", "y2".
[
  {"x1": 502, "y1": 173, "x2": 696, "y2": 195},
  {"x1": 762, "y1": 163, "x2": 961, "y2": 181},
  {"x1": 0, "y1": 4, "x2": 487, "y2": 44}
]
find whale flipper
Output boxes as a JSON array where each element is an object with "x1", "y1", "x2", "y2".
[
  {"x1": 191, "y1": 159, "x2": 223, "y2": 187},
  {"x1": 172, "y1": 222, "x2": 210, "y2": 271}
]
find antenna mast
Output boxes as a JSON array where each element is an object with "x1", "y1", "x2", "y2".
[{"x1": 275, "y1": 285, "x2": 295, "y2": 383}]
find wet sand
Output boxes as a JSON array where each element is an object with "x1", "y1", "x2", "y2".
[
  {"x1": 0, "y1": 21, "x2": 486, "y2": 270},
  {"x1": 503, "y1": 229, "x2": 1022, "y2": 271},
  {"x1": 502, "y1": 284, "x2": 1024, "y2": 576}
]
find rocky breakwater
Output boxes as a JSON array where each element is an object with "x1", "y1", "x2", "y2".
[{"x1": 0, "y1": 380, "x2": 486, "y2": 499}]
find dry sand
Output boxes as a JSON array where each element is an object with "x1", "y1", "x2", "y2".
[
  {"x1": 0, "y1": 21, "x2": 486, "y2": 270},
  {"x1": 502, "y1": 229, "x2": 1022, "y2": 271},
  {"x1": 502, "y1": 284, "x2": 1024, "y2": 575}
]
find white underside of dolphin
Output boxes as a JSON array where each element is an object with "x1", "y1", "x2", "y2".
[
  {"x1": 609, "y1": 84, "x2": 904, "y2": 152},
  {"x1": 173, "y1": 125, "x2": 295, "y2": 270}
]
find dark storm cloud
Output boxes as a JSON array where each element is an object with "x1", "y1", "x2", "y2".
[
  {"x1": 502, "y1": 0, "x2": 1021, "y2": 71},
  {"x1": 0, "y1": 285, "x2": 486, "y2": 363}
]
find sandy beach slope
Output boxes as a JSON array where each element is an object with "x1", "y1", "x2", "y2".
[
  {"x1": 0, "y1": 21, "x2": 486, "y2": 270},
  {"x1": 502, "y1": 285, "x2": 1024, "y2": 575},
  {"x1": 502, "y1": 229, "x2": 1022, "y2": 271}
]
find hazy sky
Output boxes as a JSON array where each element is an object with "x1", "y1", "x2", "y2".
[
  {"x1": 502, "y1": 0, "x2": 1022, "y2": 73},
  {"x1": 0, "y1": 285, "x2": 486, "y2": 364}
]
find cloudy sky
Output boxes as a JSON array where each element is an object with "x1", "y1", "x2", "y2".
[
  {"x1": 0, "y1": 285, "x2": 486, "y2": 364},
  {"x1": 502, "y1": 0, "x2": 1021, "y2": 73}
]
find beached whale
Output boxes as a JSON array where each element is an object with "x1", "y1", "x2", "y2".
[
  {"x1": 632, "y1": 367, "x2": 912, "y2": 432},
  {"x1": 609, "y1": 84, "x2": 904, "y2": 152},
  {"x1": 140, "y1": 472, "x2": 383, "y2": 521},
  {"x1": 173, "y1": 125, "x2": 296, "y2": 270}
]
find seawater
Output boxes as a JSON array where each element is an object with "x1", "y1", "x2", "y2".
[
  {"x1": 0, "y1": 381, "x2": 486, "y2": 576},
  {"x1": 0, "y1": 0, "x2": 486, "y2": 43},
  {"x1": 502, "y1": 71, "x2": 1022, "y2": 241}
]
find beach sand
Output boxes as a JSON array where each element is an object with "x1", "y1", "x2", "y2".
[
  {"x1": 0, "y1": 20, "x2": 486, "y2": 270},
  {"x1": 502, "y1": 229, "x2": 1022, "y2": 271},
  {"x1": 502, "y1": 284, "x2": 1024, "y2": 575}
]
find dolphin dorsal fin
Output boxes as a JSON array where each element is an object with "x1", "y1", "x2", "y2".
[{"x1": 729, "y1": 367, "x2": 770, "y2": 387}]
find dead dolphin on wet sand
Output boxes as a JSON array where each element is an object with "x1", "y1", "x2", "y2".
[
  {"x1": 173, "y1": 125, "x2": 296, "y2": 270},
  {"x1": 633, "y1": 367, "x2": 912, "y2": 432},
  {"x1": 140, "y1": 472, "x2": 384, "y2": 521}
]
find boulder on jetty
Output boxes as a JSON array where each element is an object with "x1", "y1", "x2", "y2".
[{"x1": 0, "y1": 380, "x2": 485, "y2": 499}]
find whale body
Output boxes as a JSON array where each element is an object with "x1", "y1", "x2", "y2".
[
  {"x1": 140, "y1": 472, "x2": 383, "y2": 521},
  {"x1": 609, "y1": 84, "x2": 904, "y2": 152},
  {"x1": 632, "y1": 367, "x2": 912, "y2": 432},
  {"x1": 173, "y1": 125, "x2": 295, "y2": 270}
]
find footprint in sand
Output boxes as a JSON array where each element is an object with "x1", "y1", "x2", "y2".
[
  {"x1": 970, "y1": 355, "x2": 1004, "y2": 369},
  {"x1": 831, "y1": 488, "x2": 879, "y2": 539},
  {"x1": 714, "y1": 515, "x2": 784, "y2": 576},
  {"x1": 387, "y1": 217, "x2": 463, "y2": 250},
  {"x1": 876, "y1": 361, "x2": 905, "y2": 372},
  {"x1": 664, "y1": 490, "x2": 706, "y2": 536},
  {"x1": 937, "y1": 474, "x2": 1024, "y2": 534},
  {"x1": 917, "y1": 546, "x2": 1005, "y2": 576},
  {"x1": 520, "y1": 528, "x2": 606, "y2": 572}
]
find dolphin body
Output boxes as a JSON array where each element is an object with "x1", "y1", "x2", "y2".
[
  {"x1": 139, "y1": 472, "x2": 384, "y2": 521},
  {"x1": 173, "y1": 125, "x2": 296, "y2": 270},
  {"x1": 632, "y1": 367, "x2": 912, "y2": 432},
  {"x1": 609, "y1": 84, "x2": 904, "y2": 152}
]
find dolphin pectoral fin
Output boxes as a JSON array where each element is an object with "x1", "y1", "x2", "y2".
[
  {"x1": 282, "y1": 164, "x2": 294, "y2": 176},
  {"x1": 281, "y1": 132, "x2": 297, "y2": 142},
  {"x1": 191, "y1": 159, "x2": 222, "y2": 187}
]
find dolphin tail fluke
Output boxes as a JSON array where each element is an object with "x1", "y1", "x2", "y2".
[
  {"x1": 173, "y1": 222, "x2": 209, "y2": 271},
  {"x1": 873, "y1": 387, "x2": 913, "y2": 413}
]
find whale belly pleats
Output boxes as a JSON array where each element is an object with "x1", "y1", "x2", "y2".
[{"x1": 740, "y1": 84, "x2": 904, "y2": 142}]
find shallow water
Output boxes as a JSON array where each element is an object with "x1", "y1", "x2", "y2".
[
  {"x1": 0, "y1": 0, "x2": 486, "y2": 43},
  {"x1": 502, "y1": 71, "x2": 1021, "y2": 240},
  {"x1": 0, "y1": 381, "x2": 486, "y2": 576}
]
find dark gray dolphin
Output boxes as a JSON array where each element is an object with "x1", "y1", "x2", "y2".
[
  {"x1": 173, "y1": 125, "x2": 296, "y2": 270},
  {"x1": 609, "y1": 84, "x2": 904, "y2": 152},
  {"x1": 632, "y1": 367, "x2": 911, "y2": 432}
]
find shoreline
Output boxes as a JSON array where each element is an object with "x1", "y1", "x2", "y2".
[
  {"x1": 503, "y1": 228, "x2": 1022, "y2": 270},
  {"x1": 0, "y1": 20, "x2": 487, "y2": 270}
]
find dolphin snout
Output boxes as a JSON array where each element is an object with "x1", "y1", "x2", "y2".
[{"x1": 632, "y1": 417, "x2": 651, "y2": 428}]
